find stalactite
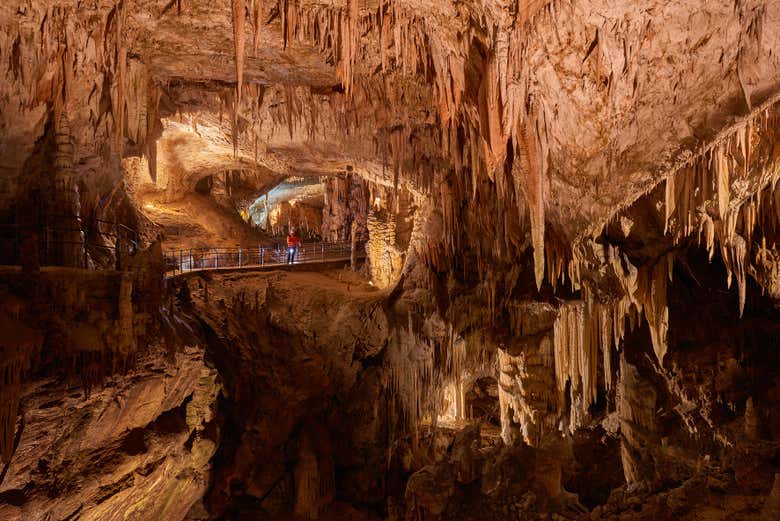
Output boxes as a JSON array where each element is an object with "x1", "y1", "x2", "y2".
[
  {"x1": 231, "y1": 0, "x2": 245, "y2": 157},
  {"x1": 146, "y1": 84, "x2": 161, "y2": 182},
  {"x1": 733, "y1": 234, "x2": 748, "y2": 317},
  {"x1": 233, "y1": 0, "x2": 775, "y2": 344},
  {"x1": 0, "y1": 316, "x2": 41, "y2": 466},
  {"x1": 480, "y1": 50, "x2": 505, "y2": 177},
  {"x1": 282, "y1": 0, "x2": 296, "y2": 49},
  {"x1": 716, "y1": 142, "x2": 730, "y2": 220},
  {"x1": 385, "y1": 314, "x2": 432, "y2": 425},
  {"x1": 664, "y1": 172, "x2": 675, "y2": 234},
  {"x1": 251, "y1": 0, "x2": 263, "y2": 54},
  {"x1": 599, "y1": 303, "x2": 613, "y2": 391},
  {"x1": 285, "y1": 85, "x2": 295, "y2": 140},
  {"x1": 383, "y1": 308, "x2": 479, "y2": 429},
  {"x1": 551, "y1": 292, "x2": 639, "y2": 428},
  {"x1": 308, "y1": 86, "x2": 318, "y2": 141},
  {"x1": 379, "y1": 1, "x2": 391, "y2": 72},
  {"x1": 115, "y1": 0, "x2": 127, "y2": 150},
  {"x1": 644, "y1": 259, "x2": 669, "y2": 365},
  {"x1": 518, "y1": 118, "x2": 545, "y2": 290},
  {"x1": 651, "y1": 99, "x2": 780, "y2": 320}
]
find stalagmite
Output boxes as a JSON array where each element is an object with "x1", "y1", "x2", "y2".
[
  {"x1": 53, "y1": 110, "x2": 85, "y2": 267},
  {"x1": 0, "y1": 354, "x2": 22, "y2": 466},
  {"x1": 117, "y1": 273, "x2": 136, "y2": 361},
  {"x1": 0, "y1": 316, "x2": 40, "y2": 466},
  {"x1": 293, "y1": 432, "x2": 321, "y2": 520}
]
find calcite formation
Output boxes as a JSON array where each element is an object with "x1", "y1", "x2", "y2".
[{"x1": 2, "y1": 0, "x2": 780, "y2": 519}]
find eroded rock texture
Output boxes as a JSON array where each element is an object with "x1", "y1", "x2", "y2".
[{"x1": 177, "y1": 270, "x2": 390, "y2": 519}]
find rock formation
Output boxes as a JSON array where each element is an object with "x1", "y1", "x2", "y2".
[{"x1": 2, "y1": 0, "x2": 780, "y2": 519}]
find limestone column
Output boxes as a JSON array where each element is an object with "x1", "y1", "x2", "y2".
[
  {"x1": 52, "y1": 111, "x2": 85, "y2": 267},
  {"x1": 350, "y1": 219, "x2": 358, "y2": 270},
  {"x1": 618, "y1": 353, "x2": 658, "y2": 485}
]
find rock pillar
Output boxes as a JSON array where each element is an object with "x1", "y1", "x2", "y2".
[{"x1": 51, "y1": 111, "x2": 85, "y2": 267}]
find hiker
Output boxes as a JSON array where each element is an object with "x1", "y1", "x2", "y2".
[{"x1": 286, "y1": 228, "x2": 301, "y2": 264}]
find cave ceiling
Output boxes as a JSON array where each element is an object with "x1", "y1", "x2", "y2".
[{"x1": 2, "y1": 0, "x2": 780, "y2": 266}]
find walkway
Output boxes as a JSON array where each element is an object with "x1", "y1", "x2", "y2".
[
  {"x1": 0, "y1": 216, "x2": 138, "y2": 269},
  {"x1": 163, "y1": 240, "x2": 365, "y2": 276}
]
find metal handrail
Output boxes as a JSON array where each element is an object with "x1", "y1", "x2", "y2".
[
  {"x1": 0, "y1": 216, "x2": 138, "y2": 270},
  {"x1": 163, "y1": 239, "x2": 365, "y2": 276}
]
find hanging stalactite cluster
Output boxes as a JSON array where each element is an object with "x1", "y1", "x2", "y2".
[
  {"x1": 550, "y1": 255, "x2": 668, "y2": 430},
  {"x1": 0, "y1": 312, "x2": 41, "y2": 467},
  {"x1": 553, "y1": 97, "x2": 780, "y2": 334},
  {"x1": 117, "y1": 0, "x2": 780, "y2": 446},
  {"x1": 384, "y1": 311, "x2": 490, "y2": 429},
  {"x1": 2, "y1": 0, "x2": 778, "y2": 454},
  {"x1": 661, "y1": 99, "x2": 780, "y2": 316},
  {"x1": 541, "y1": 96, "x2": 780, "y2": 431},
  {"x1": 0, "y1": 0, "x2": 166, "y2": 189}
]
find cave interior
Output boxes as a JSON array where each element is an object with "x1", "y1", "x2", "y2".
[{"x1": 2, "y1": 1, "x2": 780, "y2": 520}]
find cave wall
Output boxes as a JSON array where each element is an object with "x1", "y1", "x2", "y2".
[
  {"x1": 0, "y1": 345, "x2": 218, "y2": 521},
  {"x1": 321, "y1": 172, "x2": 369, "y2": 243},
  {"x1": 0, "y1": 1, "x2": 158, "y2": 227},
  {"x1": 0, "y1": 256, "x2": 220, "y2": 520}
]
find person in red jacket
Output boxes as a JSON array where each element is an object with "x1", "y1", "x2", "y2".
[{"x1": 286, "y1": 228, "x2": 301, "y2": 264}]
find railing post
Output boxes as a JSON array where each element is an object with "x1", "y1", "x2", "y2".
[
  {"x1": 44, "y1": 226, "x2": 50, "y2": 265},
  {"x1": 214, "y1": 248, "x2": 219, "y2": 268},
  {"x1": 12, "y1": 226, "x2": 17, "y2": 265},
  {"x1": 238, "y1": 246, "x2": 243, "y2": 267},
  {"x1": 189, "y1": 249, "x2": 193, "y2": 271},
  {"x1": 261, "y1": 246, "x2": 264, "y2": 265}
]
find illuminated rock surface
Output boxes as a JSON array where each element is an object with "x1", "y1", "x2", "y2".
[{"x1": 2, "y1": 0, "x2": 780, "y2": 519}]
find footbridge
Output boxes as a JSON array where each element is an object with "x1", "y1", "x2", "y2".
[{"x1": 163, "y1": 240, "x2": 366, "y2": 277}]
